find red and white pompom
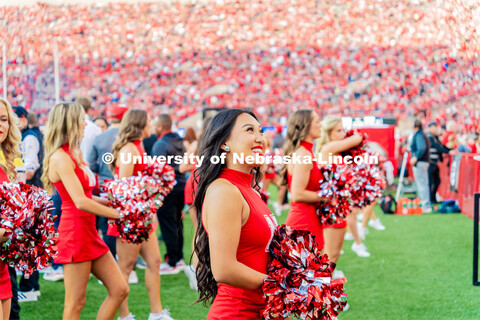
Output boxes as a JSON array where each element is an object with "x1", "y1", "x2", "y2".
[
  {"x1": 103, "y1": 162, "x2": 176, "y2": 244},
  {"x1": 315, "y1": 164, "x2": 355, "y2": 226},
  {"x1": 0, "y1": 182, "x2": 58, "y2": 276},
  {"x1": 349, "y1": 162, "x2": 387, "y2": 208},
  {"x1": 263, "y1": 225, "x2": 348, "y2": 320},
  {"x1": 340, "y1": 130, "x2": 386, "y2": 209}
]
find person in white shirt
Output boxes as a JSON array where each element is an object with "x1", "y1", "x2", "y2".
[{"x1": 75, "y1": 97, "x2": 102, "y2": 162}]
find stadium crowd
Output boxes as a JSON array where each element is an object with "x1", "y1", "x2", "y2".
[{"x1": 1, "y1": 0, "x2": 479, "y2": 129}]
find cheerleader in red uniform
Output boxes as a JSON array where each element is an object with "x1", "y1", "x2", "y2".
[
  {"x1": 315, "y1": 116, "x2": 370, "y2": 269},
  {"x1": 109, "y1": 110, "x2": 173, "y2": 320},
  {"x1": 0, "y1": 97, "x2": 22, "y2": 320},
  {"x1": 42, "y1": 102, "x2": 128, "y2": 320},
  {"x1": 283, "y1": 109, "x2": 326, "y2": 250},
  {"x1": 193, "y1": 109, "x2": 284, "y2": 319}
]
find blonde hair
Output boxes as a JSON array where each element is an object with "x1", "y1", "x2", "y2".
[
  {"x1": 41, "y1": 102, "x2": 87, "y2": 194},
  {"x1": 314, "y1": 115, "x2": 342, "y2": 155},
  {"x1": 0, "y1": 98, "x2": 22, "y2": 181},
  {"x1": 110, "y1": 109, "x2": 148, "y2": 172},
  {"x1": 280, "y1": 109, "x2": 313, "y2": 182}
]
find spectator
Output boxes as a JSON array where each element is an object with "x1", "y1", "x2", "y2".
[
  {"x1": 151, "y1": 114, "x2": 187, "y2": 275},
  {"x1": 75, "y1": 96, "x2": 101, "y2": 162},
  {"x1": 427, "y1": 122, "x2": 451, "y2": 204},
  {"x1": 94, "y1": 117, "x2": 109, "y2": 133},
  {"x1": 410, "y1": 119, "x2": 432, "y2": 213},
  {"x1": 272, "y1": 125, "x2": 285, "y2": 150}
]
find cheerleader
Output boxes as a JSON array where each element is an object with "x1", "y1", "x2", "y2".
[
  {"x1": 109, "y1": 109, "x2": 173, "y2": 320},
  {"x1": 315, "y1": 116, "x2": 370, "y2": 268},
  {"x1": 0, "y1": 98, "x2": 22, "y2": 320},
  {"x1": 42, "y1": 102, "x2": 129, "y2": 320},
  {"x1": 193, "y1": 109, "x2": 282, "y2": 319},
  {"x1": 283, "y1": 109, "x2": 326, "y2": 250}
]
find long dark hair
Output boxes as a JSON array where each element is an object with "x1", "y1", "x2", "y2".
[{"x1": 193, "y1": 109, "x2": 263, "y2": 305}]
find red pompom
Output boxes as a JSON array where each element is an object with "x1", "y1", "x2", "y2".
[
  {"x1": 0, "y1": 182, "x2": 58, "y2": 276},
  {"x1": 103, "y1": 162, "x2": 175, "y2": 244},
  {"x1": 340, "y1": 130, "x2": 386, "y2": 209},
  {"x1": 349, "y1": 163, "x2": 387, "y2": 208},
  {"x1": 263, "y1": 225, "x2": 348, "y2": 320},
  {"x1": 316, "y1": 164, "x2": 355, "y2": 225}
]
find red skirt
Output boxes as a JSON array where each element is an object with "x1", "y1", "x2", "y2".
[
  {"x1": 207, "y1": 284, "x2": 264, "y2": 320},
  {"x1": 286, "y1": 202, "x2": 324, "y2": 249},
  {"x1": 56, "y1": 207, "x2": 109, "y2": 263},
  {"x1": 0, "y1": 262, "x2": 12, "y2": 300}
]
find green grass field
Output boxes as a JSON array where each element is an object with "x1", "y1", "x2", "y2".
[{"x1": 19, "y1": 187, "x2": 480, "y2": 320}]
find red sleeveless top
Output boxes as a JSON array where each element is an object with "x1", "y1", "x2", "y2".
[
  {"x1": 53, "y1": 144, "x2": 109, "y2": 263},
  {"x1": 285, "y1": 141, "x2": 324, "y2": 249},
  {"x1": 0, "y1": 166, "x2": 13, "y2": 300},
  {"x1": 206, "y1": 168, "x2": 278, "y2": 320},
  {"x1": 114, "y1": 140, "x2": 148, "y2": 176},
  {"x1": 108, "y1": 140, "x2": 153, "y2": 237}
]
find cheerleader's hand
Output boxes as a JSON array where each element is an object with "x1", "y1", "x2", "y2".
[
  {"x1": 316, "y1": 191, "x2": 329, "y2": 203},
  {"x1": 115, "y1": 208, "x2": 124, "y2": 219}
]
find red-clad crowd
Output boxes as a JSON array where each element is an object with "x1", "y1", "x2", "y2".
[{"x1": 0, "y1": 0, "x2": 478, "y2": 128}]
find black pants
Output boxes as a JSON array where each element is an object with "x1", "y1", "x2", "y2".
[
  {"x1": 19, "y1": 272, "x2": 39, "y2": 292},
  {"x1": 428, "y1": 163, "x2": 441, "y2": 203},
  {"x1": 8, "y1": 267, "x2": 19, "y2": 320},
  {"x1": 157, "y1": 188, "x2": 185, "y2": 267}
]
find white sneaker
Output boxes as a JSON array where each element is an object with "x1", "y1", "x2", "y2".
[
  {"x1": 117, "y1": 313, "x2": 136, "y2": 320},
  {"x1": 38, "y1": 266, "x2": 53, "y2": 274},
  {"x1": 148, "y1": 309, "x2": 174, "y2": 320},
  {"x1": 183, "y1": 265, "x2": 198, "y2": 291},
  {"x1": 423, "y1": 207, "x2": 433, "y2": 214},
  {"x1": 272, "y1": 202, "x2": 282, "y2": 217},
  {"x1": 43, "y1": 267, "x2": 64, "y2": 281},
  {"x1": 18, "y1": 290, "x2": 39, "y2": 302},
  {"x1": 351, "y1": 242, "x2": 371, "y2": 258},
  {"x1": 368, "y1": 219, "x2": 386, "y2": 231},
  {"x1": 344, "y1": 232, "x2": 354, "y2": 241},
  {"x1": 129, "y1": 270, "x2": 138, "y2": 284},
  {"x1": 332, "y1": 269, "x2": 345, "y2": 279},
  {"x1": 176, "y1": 259, "x2": 186, "y2": 270},
  {"x1": 160, "y1": 260, "x2": 185, "y2": 275}
]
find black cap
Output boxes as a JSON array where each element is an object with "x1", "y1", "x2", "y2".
[
  {"x1": 13, "y1": 106, "x2": 28, "y2": 118},
  {"x1": 428, "y1": 121, "x2": 438, "y2": 127}
]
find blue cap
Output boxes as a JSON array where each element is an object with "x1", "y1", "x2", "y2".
[{"x1": 13, "y1": 106, "x2": 28, "y2": 118}]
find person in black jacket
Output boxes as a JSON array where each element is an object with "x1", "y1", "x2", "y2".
[
  {"x1": 151, "y1": 114, "x2": 187, "y2": 275},
  {"x1": 427, "y1": 122, "x2": 452, "y2": 204},
  {"x1": 410, "y1": 119, "x2": 432, "y2": 213}
]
